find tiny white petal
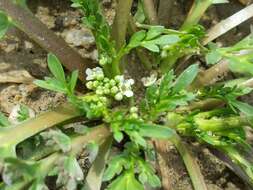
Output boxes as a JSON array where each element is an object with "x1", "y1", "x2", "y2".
[{"x1": 124, "y1": 90, "x2": 133, "y2": 97}]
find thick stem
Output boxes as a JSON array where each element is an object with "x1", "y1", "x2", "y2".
[
  {"x1": 112, "y1": 0, "x2": 133, "y2": 50},
  {"x1": 0, "y1": 103, "x2": 81, "y2": 147},
  {"x1": 181, "y1": 0, "x2": 212, "y2": 30},
  {"x1": 0, "y1": 0, "x2": 93, "y2": 81},
  {"x1": 194, "y1": 116, "x2": 250, "y2": 132},
  {"x1": 143, "y1": 0, "x2": 159, "y2": 25}
]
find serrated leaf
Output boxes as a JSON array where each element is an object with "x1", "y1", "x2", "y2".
[
  {"x1": 47, "y1": 54, "x2": 66, "y2": 83},
  {"x1": 145, "y1": 26, "x2": 164, "y2": 40},
  {"x1": 173, "y1": 64, "x2": 199, "y2": 93},
  {"x1": 103, "y1": 156, "x2": 126, "y2": 181},
  {"x1": 159, "y1": 70, "x2": 174, "y2": 98},
  {"x1": 141, "y1": 41, "x2": 160, "y2": 52}
]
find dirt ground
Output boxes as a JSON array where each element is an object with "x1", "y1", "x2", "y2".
[{"x1": 0, "y1": 0, "x2": 253, "y2": 189}]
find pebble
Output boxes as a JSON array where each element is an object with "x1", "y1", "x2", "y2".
[{"x1": 64, "y1": 28, "x2": 95, "y2": 47}]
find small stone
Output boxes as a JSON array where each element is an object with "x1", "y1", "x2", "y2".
[
  {"x1": 64, "y1": 29, "x2": 95, "y2": 47},
  {"x1": 24, "y1": 41, "x2": 34, "y2": 49}
]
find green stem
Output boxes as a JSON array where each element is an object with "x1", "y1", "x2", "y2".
[
  {"x1": 0, "y1": 103, "x2": 81, "y2": 148},
  {"x1": 171, "y1": 134, "x2": 208, "y2": 190},
  {"x1": 194, "y1": 116, "x2": 249, "y2": 132},
  {"x1": 181, "y1": 0, "x2": 212, "y2": 30}
]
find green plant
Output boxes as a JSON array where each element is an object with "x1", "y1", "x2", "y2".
[{"x1": 1, "y1": 0, "x2": 253, "y2": 190}]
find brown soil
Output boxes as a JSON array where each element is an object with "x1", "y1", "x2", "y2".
[{"x1": 0, "y1": 0, "x2": 253, "y2": 190}]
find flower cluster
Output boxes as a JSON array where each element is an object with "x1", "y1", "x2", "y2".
[{"x1": 85, "y1": 67, "x2": 134, "y2": 101}]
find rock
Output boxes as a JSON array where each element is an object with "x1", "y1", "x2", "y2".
[
  {"x1": 64, "y1": 28, "x2": 95, "y2": 47},
  {"x1": 35, "y1": 7, "x2": 56, "y2": 29},
  {"x1": 24, "y1": 41, "x2": 34, "y2": 49}
]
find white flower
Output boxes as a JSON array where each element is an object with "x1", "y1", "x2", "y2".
[
  {"x1": 141, "y1": 71, "x2": 157, "y2": 87},
  {"x1": 116, "y1": 75, "x2": 134, "y2": 98},
  {"x1": 85, "y1": 67, "x2": 104, "y2": 81}
]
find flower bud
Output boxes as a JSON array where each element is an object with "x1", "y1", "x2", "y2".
[
  {"x1": 111, "y1": 86, "x2": 119, "y2": 94},
  {"x1": 115, "y1": 93, "x2": 123, "y2": 101},
  {"x1": 109, "y1": 79, "x2": 116, "y2": 86},
  {"x1": 96, "y1": 74, "x2": 104, "y2": 81},
  {"x1": 130, "y1": 106, "x2": 138, "y2": 113},
  {"x1": 96, "y1": 89, "x2": 103, "y2": 95},
  {"x1": 86, "y1": 81, "x2": 93, "y2": 89}
]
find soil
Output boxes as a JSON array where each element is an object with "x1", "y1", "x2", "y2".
[{"x1": 0, "y1": 0, "x2": 253, "y2": 190}]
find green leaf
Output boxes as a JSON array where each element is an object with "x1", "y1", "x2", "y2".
[
  {"x1": 113, "y1": 131, "x2": 124, "y2": 142},
  {"x1": 107, "y1": 172, "x2": 144, "y2": 190},
  {"x1": 34, "y1": 79, "x2": 67, "y2": 93},
  {"x1": 228, "y1": 57, "x2": 253, "y2": 76},
  {"x1": 139, "y1": 124, "x2": 176, "y2": 139},
  {"x1": 69, "y1": 70, "x2": 79, "y2": 94},
  {"x1": 41, "y1": 130, "x2": 71, "y2": 153},
  {"x1": 152, "y1": 35, "x2": 180, "y2": 46},
  {"x1": 148, "y1": 174, "x2": 161, "y2": 188},
  {"x1": 230, "y1": 100, "x2": 253, "y2": 117},
  {"x1": 159, "y1": 70, "x2": 174, "y2": 98},
  {"x1": 206, "y1": 50, "x2": 222, "y2": 65},
  {"x1": 145, "y1": 26, "x2": 164, "y2": 40},
  {"x1": 57, "y1": 156, "x2": 84, "y2": 189},
  {"x1": 134, "y1": 1, "x2": 146, "y2": 23},
  {"x1": 0, "y1": 12, "x2": 9, "y2": 39},
  {"x1": 47, "y1": 53, "x2": 66, "y2": 83},
  {"x1": 128, "y1": 30, "x2": 146, "y2": 48},
  {"x1": 103, "y1": 156, "x2": 127, "y2": 181},
  {"x1": 17, "y1": 105, "x2": 30, "y2": 122},
  {"x1": 173, "y1": 64, "x2": 199, "y2": 93},
  {"x1": 0, "y1": 112, "x2": 10, "y2": 127},
  {"x1": 86, "y1": 142, "x2": 99, "y2": 163},
  {"x1": 141, "y1": 41, "x2": 160, "y2": 52}
]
